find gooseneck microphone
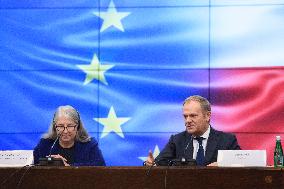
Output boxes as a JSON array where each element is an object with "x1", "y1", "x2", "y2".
[
  {"x1": 38, "y1": 132, "x2": 64, "y2": 166},
  {"x1": 48, "y1": 132, "x2": 62, "y2": 157},
  {"x1": 183, "y1": 135, "x2": 193, "y2": 159},
  {"x1": 170, "y1": 135, "x2": 196, "y2": 166}
]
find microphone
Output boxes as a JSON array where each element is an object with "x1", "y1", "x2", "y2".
[
  {"x1": 170, "y1": 158, "x2": 197, "y2": 166},
  {"x1": 48, "y1": 132, "x2": 62, "y2": 157},
  {"x1": 183, "y1": 135, "x2": 193, "y2": 159},
  {"x1": 169, "y1": 135, "x2": 196, "y2": 166},
  {"x1": 38, "y1": 132, "x2": 64, "y2": 166}
]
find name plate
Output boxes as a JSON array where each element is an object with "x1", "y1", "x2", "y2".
[
  {"x1": 217, "y1": 150, "x2": 266, "y2": 167},
  {"x1": 0, "y1": 150, "x2": 33, "y2": 167}
]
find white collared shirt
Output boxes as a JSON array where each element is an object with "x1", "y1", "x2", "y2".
[{"x1": 192, "y1": 126, "x2": 211, "y2": 159}]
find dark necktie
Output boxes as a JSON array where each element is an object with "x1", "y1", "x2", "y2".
[{"x1": 195, "y1": 137, "x2": 205, "y2": 166}]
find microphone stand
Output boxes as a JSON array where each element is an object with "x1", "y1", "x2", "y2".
[
  {"x1": 38, "y1": 133, "x2": 65, "y2": 166},
  {"x1": 170, "y1": 135, "x2": 197, "y2": 166}
]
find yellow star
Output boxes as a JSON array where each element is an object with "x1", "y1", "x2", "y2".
[
  {"x1": 94, "y1": 106, "x2": 131, "y2": 138},
  {"x1": 93, "y1": 0, "x2": 131, "y2": 32},
  {"x1": 139, "y1": 145, "x2": 160, "y2": 162},
  {"x1": 76, "y1": 54, "x2": 114, "y2": 85}
]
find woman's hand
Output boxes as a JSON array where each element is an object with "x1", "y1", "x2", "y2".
[
  {"x1": 50, "y1": 154, "x2": 70, "y2": 166},
  {"x1": 207, "y1": 162, "x2": 218, "y2": 166}
]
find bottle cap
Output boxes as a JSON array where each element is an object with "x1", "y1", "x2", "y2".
[{"x1": 276, "y1": 136, "x2": 281, "y2": 140}]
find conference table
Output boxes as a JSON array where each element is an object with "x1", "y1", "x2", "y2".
[{"x1": 0, "y1": 166, "x2": 283, "y2": 189}]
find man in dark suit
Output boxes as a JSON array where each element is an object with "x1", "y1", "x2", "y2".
[{"x1": 145, "y1": 95, "x2": 241, "y2": 166}]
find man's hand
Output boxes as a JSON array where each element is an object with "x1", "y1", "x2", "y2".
[{"x1": 144, "y1": 150, "x2": 155, "y2": 166}]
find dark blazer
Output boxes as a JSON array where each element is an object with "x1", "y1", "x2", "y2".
[
  {"x1": 155, "y1": 127, "x2": 241, "y2": 165},
  {"x1": 33, "y1": 138, "x2": 106, "y2": 166}
]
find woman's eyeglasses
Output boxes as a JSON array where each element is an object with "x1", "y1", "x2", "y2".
[{"x1": 56, "y1": 125, "x2": 77, "y2": 132}]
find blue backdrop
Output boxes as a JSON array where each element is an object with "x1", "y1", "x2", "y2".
[{"x1": 1, "y1": 0, "x2": 284, "y2": 165}]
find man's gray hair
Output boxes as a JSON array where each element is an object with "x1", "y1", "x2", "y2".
[
  {"x1": 183, "y1": 95, "x2": 211, "y2": 113},
  {"x1": 42, "y1": 105, "x2": 91, "y2": 143}
]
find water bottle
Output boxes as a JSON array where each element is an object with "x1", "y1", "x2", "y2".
[{"x1": 274, "y1": 136, "x2": 283, "y2": 167}]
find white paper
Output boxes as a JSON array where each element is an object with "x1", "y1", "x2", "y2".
[
  {"x1": 217, "y1": 150, "x2": 266, "y2": 167},
  {"x1": 0, "y1": 150, "x2": 33, "y2": 167}
]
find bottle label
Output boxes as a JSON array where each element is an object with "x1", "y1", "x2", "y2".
[{"x1": 274, "y1": 152, "x2": 284, "y2": 167}]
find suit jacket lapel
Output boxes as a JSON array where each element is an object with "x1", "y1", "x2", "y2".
[{"x1": 204, "y1": 128, "x2": 219, "y2": 164}]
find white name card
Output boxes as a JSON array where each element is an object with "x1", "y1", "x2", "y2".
[
  {"x1": 217, "y1": 150, "x2": 266, "y2": 167},
  {"x1": 0, "y1": 150, "x2": 33, "y2": 167}
]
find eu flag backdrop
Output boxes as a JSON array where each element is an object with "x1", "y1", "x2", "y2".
[{"x1": 0, "y1": 0, "x2": 283, "y2": 165}]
